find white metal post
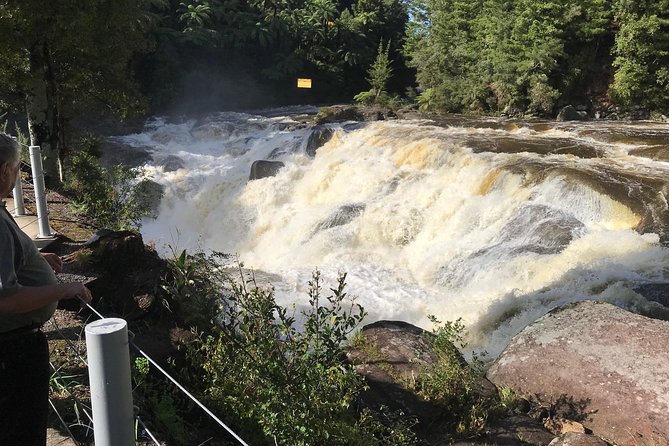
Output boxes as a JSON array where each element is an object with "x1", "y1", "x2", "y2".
[
  {"x1": 85, "y1": 318, "x2": 135, "y2": 446},
  {"x1": 12, "y1": 170, "x2": 25, "y2": 216},
  {"x1": 28, "y1": 145, "x2": 53, "y2": 238},
  {"x1": 11, "y1": 137, "x2": 25, "y2": 216}
]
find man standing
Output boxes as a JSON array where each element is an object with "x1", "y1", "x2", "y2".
[{"x1": 0, "y1": 133, "x2": 92, "y2": 445}]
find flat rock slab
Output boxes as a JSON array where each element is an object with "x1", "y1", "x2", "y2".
[{"x1": 487, "y1": 300, "x2": 669, "y2": 446}]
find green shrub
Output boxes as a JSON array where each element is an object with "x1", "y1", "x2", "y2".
[
  {"x1": 131, "y1": 357, "x2": 193, "y2": 445},
  {"x1": 195, "y1": 269, "x2": 368, "y2": 445},
  {"x1": 160, "y1": 249, "x2": 227, "y2": 331},
  {"x1": 64, "y1": 135, "x2": 153, "y2": 231},
  {"x1": 414, "y1": 316, "x2": 499, "y2": 437},
  {"x1": 160, "y1": 249, "x2": 419, "y2": 445}
]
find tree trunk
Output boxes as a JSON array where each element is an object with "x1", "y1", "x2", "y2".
[{"x1": 26, "y1": 40, "x2": 62, "y2": 187}]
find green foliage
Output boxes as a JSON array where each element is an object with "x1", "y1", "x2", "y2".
[
  {"x1": 131, "y1": 357, "x2": 193, "y2": 445},
  {"x1": 354, "y1": 40, "x2": 395, "y2": 105},
  {"x1": 161, "y1": 249, "x2": 227, "y2": 331},
  {"x1": 610, "y1": 0, "x2": 669, "y2": 107},
  {"x1": 160, "y1": 250, "x2": 419, "y2": 445},
  {"x1": 197, "y1": 269, "x2": 368, "y2": 445},
  {"x1": 402, "y1": 0, "x2": 669, "y2": 114},
  {"x1": 138, "y1": 0, "x2": 411, "y2": 109},
  {"x1": 357, "y1": 406, "x2": 418, "y2": 446},
  {"x1": 414, "y1": 315, "x2": 498, "y2": 437},
  {"x1": 63, "y1": 136, "x2": 153, "y2": 231}
]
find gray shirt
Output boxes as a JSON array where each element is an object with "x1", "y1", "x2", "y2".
[{"x1": 0, "y1": 202, "x2": 57, "y2": 332}]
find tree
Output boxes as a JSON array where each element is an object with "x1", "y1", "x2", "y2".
[
  {"x1": 354, "y1": 40, "x2": 393, "y2": 104},
  {"x1": 0, "y1": 0, "x2": 154, "y2": 185},
  {"x1": 610, "y1": 0, "x2": 669, "y2": 107}
]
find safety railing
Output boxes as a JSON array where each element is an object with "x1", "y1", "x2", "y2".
[
  {"x1": 47, "y1": 294, "x2": 251, "y2": 446},
  {"x1": 8, "y1": 139, "x2": 54, "y2": 239},
  {"x1": 8, "y1": 134, "x2": 247, "y2": 444}
]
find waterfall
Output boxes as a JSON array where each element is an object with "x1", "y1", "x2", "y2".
[{"x1": 114, "y1": 110, "x2": 669, "y2": 357}]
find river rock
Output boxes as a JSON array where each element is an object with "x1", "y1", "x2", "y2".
[
  {"x1": 347, "y1": 320, "x2": 552, "y2": 445},
  {"x1": 487, "y1": 300, "x2": 669, "y2": 446},
  {"x1": 248, "y1": 160, "x2": 285, "y2": 180},
  {"x1": 100, "y1": 139, "x2": 152, "y2": 169},
  {"x1": 156, "y1": 154, "x2": 185, "y2": 172},
  {"x1": 556, "y1": 105, "x2": 587, "y2": 121},
  {"x1": 313, "y1": 105, "x2": 364, "y2": 124},
  {"x1": 306, "y1": 126, "x2": 334, "y2": 157},
  {"x1": 549, "y1": 432, "x2": 610, "y2": 446}
]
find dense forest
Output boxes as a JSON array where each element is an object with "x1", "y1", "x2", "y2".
[{"x1": 0, "y1": 0, "x2": 668, "y2": 180}]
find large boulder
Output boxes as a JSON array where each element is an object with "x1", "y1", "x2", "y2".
[
  {"x1": 348, "y1": 320, "x2": 553, "y2": 445},
  {"x1": 556, "y1": 105, "x2": 588, "y2": 121},
  {"x1": 306, "y1": 126, "x2": 334, "y2": 157},
  {"x1": 100, "y1": 140, "x2": 152, "y2": 169},
  {"x1": 248, "y1": 160, "x2": 285, "y2": 180},
  {"x1": 487, "y1": 301, "x2": 669, "y2": 446},
  {"x1": 313, "y1": 105, "x2": 364, "y2": 124}
]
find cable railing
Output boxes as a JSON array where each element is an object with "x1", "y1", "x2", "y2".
[
  {"x1": 9, "y1": 139, "x2": 54, "y2": 239},
  {"x1": 8, "y1": 135, "x2": 246, "y2": 445},
  {"x1": 80, "y1": 297, "x2": 250, "y2": 446},
  {"x1": 46, "y1": 293, "x2": 250, "y2": 446}
]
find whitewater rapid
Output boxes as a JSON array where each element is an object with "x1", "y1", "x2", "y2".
[{"x1": 113, "y1": 109, "x2": 669, "y2": 357}]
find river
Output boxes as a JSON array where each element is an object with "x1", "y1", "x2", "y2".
[{"x1": 113, "y1": 107, "x2": 669, "y2": 357}]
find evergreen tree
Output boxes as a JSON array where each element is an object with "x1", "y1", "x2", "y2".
[{"x1": 354, "y1": 40, "x2": 393, "y2": 104}]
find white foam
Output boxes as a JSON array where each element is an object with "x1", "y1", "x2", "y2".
[{"x1": 117, "y1": 115, "x2": 669, "y2": 357}]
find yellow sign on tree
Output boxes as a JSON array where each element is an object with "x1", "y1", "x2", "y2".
[{"x1": 297, "y1": 78, "x2": 312, "y2": 89}]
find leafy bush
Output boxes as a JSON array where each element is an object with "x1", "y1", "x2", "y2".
[
  {"x1": 196, "y1": 269, "x2": 367, "y2": 445},
  {"x1": 414, "y1": 316, "x2": 499, "y2": 437},
  {"x1": 160, "y1": 249, "x2": 419, "y2": 445},
  {"x1": 64, "y1": 135, "x2": 154, "y2": 231},
  {"x1": 354, "y1": 41, "x2": 396, "y2": 107},
  {"x1": 160, "y1": 249, "x2": 227, "y2": 331}
]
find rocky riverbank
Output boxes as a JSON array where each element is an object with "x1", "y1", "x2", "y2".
[{"x1": 43, "y1": 189, "x2": 669, "y2": 445}]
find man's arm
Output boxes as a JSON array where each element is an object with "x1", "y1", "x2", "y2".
[{"x1": 0, "y1": 282, "x2": 92, "y2": 314}]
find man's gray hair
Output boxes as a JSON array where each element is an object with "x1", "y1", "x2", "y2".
[{"x1": 0, "y1": 132, "x2": 20, "y2": 166}]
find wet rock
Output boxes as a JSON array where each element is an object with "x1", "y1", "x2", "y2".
[
  {"x1": 314, "y1": 203, "x2": 365, "y2": 231},
  {"x1": 635, "y1": 282, "x2": 669, "y2": 303},
  {"x1": 557, "y1": 105, "x2": 587, "y2": 121},
  {"x1": 157, "y1": 155, "x2": 185, "y2": 172},
  {"x1": 451, "y1": 415, "x2": 555, "y2": 446},
  {"x1": 191, "y1": 121, "x2": 236, "y2": 140},
  {"x1": 306, "y1": 126, "x2": 334, "y2": 157},
  {"x1": 313, "y1": 105, "x2": 364, "y2": 124},
  {"x1": 134, "y1": 179, "x2": 164, "y2": 215},
  {"x1": 249, "y1": 160, "x2": 285, "y2": 180},
  {"x1": 501, "y1": 105, "x2": 524, "y2": 117},
  {"x1": 100, "y1": 140, "x2": 152, "y2": 169},
  {"x1": 487, "y1": 301, "x2": 669, "y2": 446}
]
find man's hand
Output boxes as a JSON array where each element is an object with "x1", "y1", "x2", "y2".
[
  {"x1": 41, "y1": 253, "x2": 63, "y2": 274},
  {"x1": 59, "y1": 282, "x2": 93, "y2": 305}
]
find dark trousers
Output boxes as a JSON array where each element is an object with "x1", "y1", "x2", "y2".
[{"x1": 0, "y1": 331, "x2": 49, "y2": 446}]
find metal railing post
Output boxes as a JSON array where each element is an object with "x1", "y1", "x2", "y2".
[
  {"x1": 28, "y1": 145, "x2": 53, "y2": 238},
  {"x1": 85, "y1": 318, "x2": 135, "y2": 446},
  {"x1": 11, "y1": 137, "x2": 25, "y2": 216},
  {"x1": 12, "y1": 170, "x2": 26, "y2": 216}
]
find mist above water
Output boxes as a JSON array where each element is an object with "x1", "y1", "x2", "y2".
[{"x1": 114, "y1": 110, "x2": 669, "y2": 357}]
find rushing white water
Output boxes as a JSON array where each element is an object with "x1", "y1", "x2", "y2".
[{"x1": 114, "y1": 109, "x2": 669, "y2": 357}]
